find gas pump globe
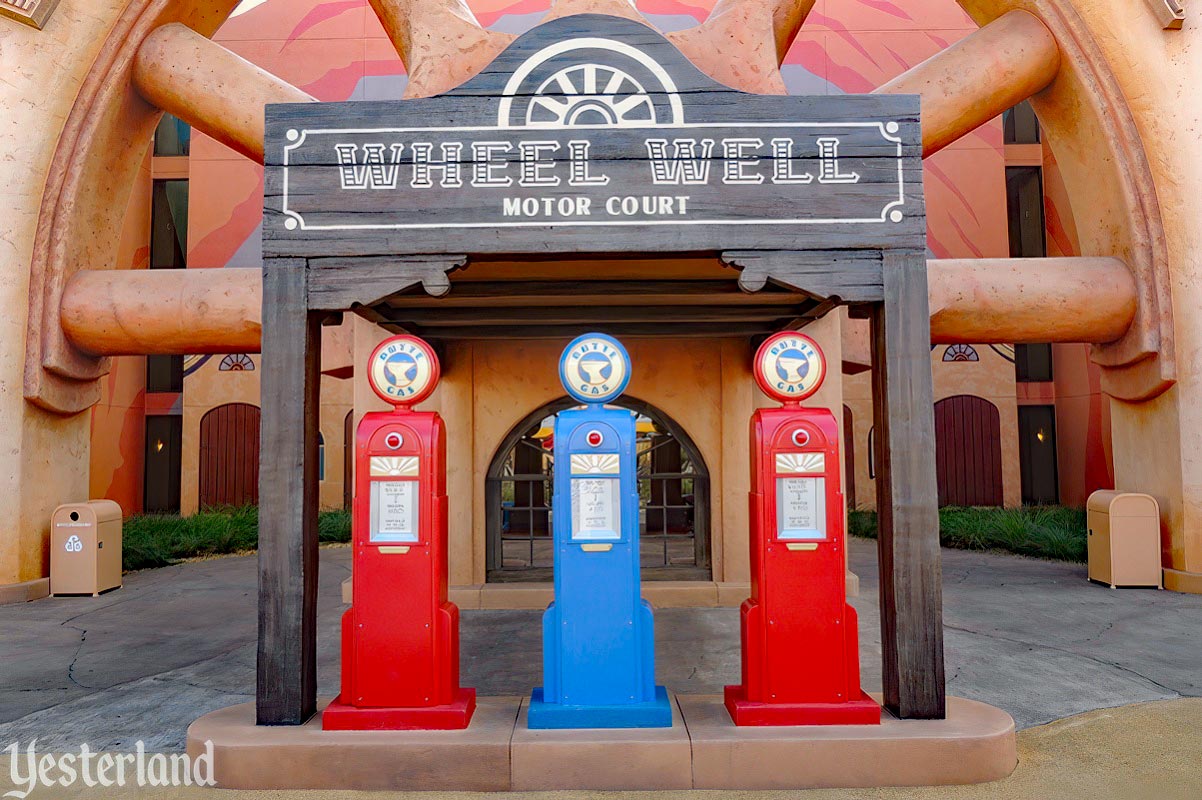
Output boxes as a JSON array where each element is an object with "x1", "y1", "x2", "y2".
[
  {"x1": 323, "y1": 335, "x2": 476, "y2": 731},
  {"x1": 725, "y1": 332, "x2": 880, "y2": 726}
]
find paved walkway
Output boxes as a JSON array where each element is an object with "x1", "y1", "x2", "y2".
[{"x1": 1, "y1": 539, "x2": 1198, "y2": 753}]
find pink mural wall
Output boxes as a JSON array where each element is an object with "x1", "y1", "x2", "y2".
[{"x1": 189, "y1": 0, "x2": 1005, "y2": 277}]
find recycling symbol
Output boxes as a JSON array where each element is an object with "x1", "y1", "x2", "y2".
[{"x1": 64, "y1": 535, "x2": 83, "y2": 553}]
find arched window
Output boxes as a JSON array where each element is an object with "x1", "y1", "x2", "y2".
[
  {"x1": 486, "y1": 397, "x2": 710, "y2": 583},
  {"x1": 934, "y1": 395, "x2": 1003, "y2": 507},
  {"x1": 198, "y1": 402, "x2": 260, "y2": 509},
  {"x1": 942, "y1": 344, "x2": 979, "y2": 362},
  {"x1": 218, "y1": 353, "x2": 255, "y2": 371}
]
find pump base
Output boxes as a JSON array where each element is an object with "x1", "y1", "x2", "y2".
[
  {"x1": 527, "y1": 685, "x2": 673, "y2": 729},
  {"x1": 723, "y1": 685, "x2": 881, "y2": 726},
  {"x1": 322, "y1": 688, "x2": 477, "y2": 730}
]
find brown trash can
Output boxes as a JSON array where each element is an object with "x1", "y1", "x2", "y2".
[
  {"x1": 50, "y1": 500, "x2": 123, "y2": 596},
  {"x1": 1086, "y1": 491, "x2": 1161, "y2": 589}
]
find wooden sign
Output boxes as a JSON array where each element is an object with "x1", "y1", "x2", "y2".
[{"x1": 264, "y1": 14, "x2": 923, "y2": 258}]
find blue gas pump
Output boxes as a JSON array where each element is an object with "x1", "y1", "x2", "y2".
[{"x1": 527, "y1": 333, "x2": 672, "y2": 729}]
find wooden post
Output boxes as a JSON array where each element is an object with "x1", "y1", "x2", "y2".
[
  {"x1": 871, "y1": 252, "x2": 946, "y2": 719},
  {"x1": 256, "y1": 257, "x2": 322, "y2": 725}
]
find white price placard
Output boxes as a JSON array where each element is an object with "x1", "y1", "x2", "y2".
[
  {"x1": 370, "y1": 480, "x2": 419, "y2": 543},
  {"x1": 570, "y1": 477, "x2": 621, "y2": 541},
  {"x1": 776, "y1": 476, "x2": 826, "y2": 540}
]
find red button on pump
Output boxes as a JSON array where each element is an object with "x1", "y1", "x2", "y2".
[
  {"x1": 791, "y1": 429, "x2": 810, "y2": 447},
  {"x1": 586, "y1": 430, "x2": 604, "y2": 447},
  {"x1": 385, "y1": 432, "x2": 404, "y2": 450}
]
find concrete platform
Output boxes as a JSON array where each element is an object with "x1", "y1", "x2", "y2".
[
  {"x1": 680, "y1": 693, "x2": 1017, "y2": 789},
  {"x1": 186, "y1": 692, "x2": 1015, "y2": 791},
  {"x1": 511, "y1": 692, "x2": 692, "y2": 790},
  {"x1": 185, "y1": 696, "x2": 519, "y2": 791}
]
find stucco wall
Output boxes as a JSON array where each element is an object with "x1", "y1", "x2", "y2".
[
  {"x1": 88, "y1": 151, "x2": 153, "y2": 516},
  {"x1": 0, "y1": 0, "x2": 138, "y2": 587}
]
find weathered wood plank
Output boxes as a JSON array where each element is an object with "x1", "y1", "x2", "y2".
[
  {"x1": 871, "y1": 252, "x2": 946, "y2": 720},
  {"x1": 382, "y1": 280, "x2": 802, "y2": 306},
  {"x1": 257, "y1": 257, "x2": 321, "y2": 726},
  {"x1": 307, "y1": 255, "x2": 467, "y2": 310},
  {"x1": 386, "y1": 303, "x2": 804, "y2": 326},
  {"x1": 723, "y1": 250, "x2": 885, "y2": 301},
  {"x1": 395, "y1": 321, "x2": 782, "y2": 339}
]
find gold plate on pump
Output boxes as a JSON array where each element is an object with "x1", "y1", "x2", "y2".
[
  {"x1": 368, "y1": 335, "x2": 440, "y2": 408},
  {"x1": 754, "y1": 332, "x2": 826, "y2": 403}
]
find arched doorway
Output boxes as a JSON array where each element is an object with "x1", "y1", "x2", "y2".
[
  {"x1": 933, "y1": 395, "x2": 1003, "y2": 507},
  {"x1": 198, "y1": 402, "x2": 260, "y2": 508},
  {"x1": 486, "y1": 397, "x2": 710, "y2": 583}
]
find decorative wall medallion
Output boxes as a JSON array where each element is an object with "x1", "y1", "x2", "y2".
[{"x1": 0, "y1": 0, "x2": 61, "y2": 30}]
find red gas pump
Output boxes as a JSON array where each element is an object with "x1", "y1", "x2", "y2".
[
  {"x1": 725, "y1": 332, "x2": 880, "y2": 726},
  {"x1": 323, "y1": 335, "x2": 476, "y2": 730}
]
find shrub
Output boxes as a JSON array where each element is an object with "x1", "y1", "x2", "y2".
[
  {"x1": 848, "y1": 505, "x2": 1087, "y2": 563},
  {"x1": 122, "y1": 506, "x2": 352, "y2": 572}
]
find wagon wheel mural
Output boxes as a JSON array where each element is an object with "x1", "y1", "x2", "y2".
[{"x1": 23, "y1": 0, "x2": 1173, "y2": 729}]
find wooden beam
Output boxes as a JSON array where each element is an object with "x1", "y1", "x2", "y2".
[
  {"x1": 874, "y1": 11, "x2": 1060, "y2": 156},
  {"x1": 256, "y1": 258, "x2": 321, "y2": 725},
  {"x1": 306, "y1": 256, "x2": 466, "y2": 311},
  {"x1": 871, "y1": 252, "x2": 945, "y2": 720},
  {"x1": 133, "y1": 23, "x2": 315, "y2": 163},
  {"x1": 387, "y1": 281, "x2": 796, "y2": 307},
  {"x1": 386, "y1": 304, "x2": 805, "y2": 326},
  {"x1": 724, "y1": 251, "x2": 883, "y2": 302},
  {"x1": 412, "y1": 322, "x2": 780, "y2": 339}
]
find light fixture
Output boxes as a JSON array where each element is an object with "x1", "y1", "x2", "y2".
[
  {"x1": 1036, "y1": 428, "x2": 1047, "y2": 444},
  {"x1": 154, "y1": 439, "x2": 165, "y2": 452}
]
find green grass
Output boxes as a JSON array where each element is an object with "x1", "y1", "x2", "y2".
[
  {"x1": 849, "y1": 505, "x2": 1088, "y2": 562},
  {"x1": 122, "y1": 506, "x2": 351, "y2": 572}
]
